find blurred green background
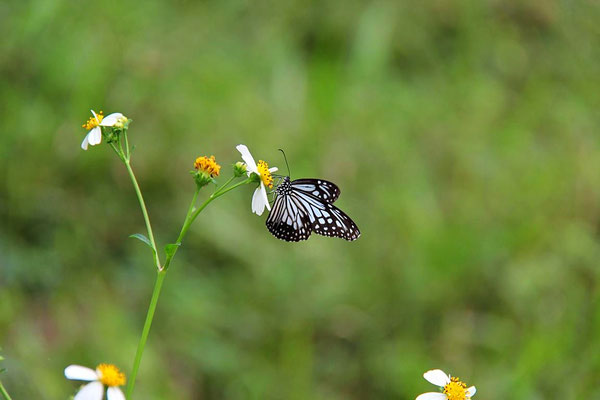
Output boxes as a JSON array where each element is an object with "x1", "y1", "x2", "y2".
[{"x1": 2, "y1": 0, "x2": 600, "y2": 398}]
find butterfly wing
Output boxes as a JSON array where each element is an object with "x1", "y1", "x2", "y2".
[
  {"x1": 311, "y1": 203, "x2": 360, "y2": 241},
  {"x1": 290, "y1": 178, "x2": 340, "y2": 204},
  {"x1": 291, "y1": 190, "x2": 361, "y2": 241},
  {"x1": 265, "y1": 192, "x2": 312, "y2": 242}
]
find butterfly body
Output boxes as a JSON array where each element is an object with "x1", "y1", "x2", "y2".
[{"x1": 266, "y1": 176, "x2": 360, "y2": 242}]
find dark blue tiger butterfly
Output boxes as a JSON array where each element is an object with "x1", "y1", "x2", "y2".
[{"x1": 266, "y1": 175, "x2": 361, "y2": 242}]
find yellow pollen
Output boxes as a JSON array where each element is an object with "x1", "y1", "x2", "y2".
[
  {"x1": 82, "y1": 111, "x2": 104, "y2": 130},
  {"x1": 257, "y1": 160, "x2": 273, "y2": 188},
  {"x1": 194, "y1": 155, "x2": 221, "y2": 177},
  {"x1": 96, "y1": 363, "x2": 126, "y2": 387},
  {"x1": 443, "y1": 377, "x2": 469, "y2": 400}
]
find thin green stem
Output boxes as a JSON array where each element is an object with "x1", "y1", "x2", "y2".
[
  {"x1": 0, "y1": 380, "x2": 12, "y2": 400},
  {"x1": 213, "y1": 175, "x2": 236, "y2": 195},
  {"x1": 212, "y1": 177, "x2": 252, "y2": 199},
  {"x1": 125, "y1": 176, "x2": 251, "y2": 398},
  {"x1": 183, "y1": 187, "x2": 201, "y2": 227},
  {"x1": 125, "y1": 269, "x2": 166, "y2": 399},
  {"x1": 123, "y1": 130, "x2": 131, "y2": 160},
  {"x1": 109, "y1": 142, "x2": 125, "y2": 162},
  {"x1": 124, "y1": 160, "x2": 162, "y2": 270},
  {"x1": 119, "y1": 139, "x2": 126, "y2": 161},
  {"x1": 162, "y1": 178, "x2": 252, "y2": 270},
  {"x1": 182, "y1": 178, "x2": 250, "y2": 241}
]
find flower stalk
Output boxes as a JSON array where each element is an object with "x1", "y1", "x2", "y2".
[
  {"x1": 124, "y1": 159, "x2": 162, "y2": 270},
  {"x1": 0, "y1": 381, "x2": 12, "y2": 400},
  {"x1": 125, "y1": 268, "x2": 166, "y2": 398},
  {"x1": 126, "y1": 177, "x2": 251, "y2": 397},
  {"x1": 164, "y1": 177, "x2": 252, "y2": 270}
]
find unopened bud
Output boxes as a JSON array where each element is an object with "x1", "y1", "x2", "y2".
[{"x1": 233, "y1": 161, "x2": 247, "y2": 177}]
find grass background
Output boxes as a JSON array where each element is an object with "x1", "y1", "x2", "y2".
[{"x1": 2, "y1": 0, "x2": 600, "y2": 398}]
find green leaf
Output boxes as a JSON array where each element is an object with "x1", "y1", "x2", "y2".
[
  {"x1": 129, "y1": 233, "x2": 153, "y2": 250},
  {"x1": 164, "y1": 243, "x2": 181, "y2": 259}
]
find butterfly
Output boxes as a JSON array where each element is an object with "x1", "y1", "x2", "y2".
[{"x1": 266, "y1": 176, "x2": 361, "y2": 242}]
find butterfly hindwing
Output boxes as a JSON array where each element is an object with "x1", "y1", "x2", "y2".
[
  {"x1": 292, "y1": 189, "x2": 360, "y2": 240},
  {"x1": 312, "y1": 203, "x2": 361, "y2": 241}
]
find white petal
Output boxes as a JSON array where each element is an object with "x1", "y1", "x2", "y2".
[
  {"x1": 236, "y1": 144, "x2": 257, "y2": 173},
  {"x1": 415, "y1": 393, "x2": 447, "y2": 400},
  {"x1": 74, "y1": 381, "x2": 104, "y2": 400},
  {"x1": 268, "y1": 167, "x2": 278, "y2": 173},
  {"x1": 106, "y1": 387, "x2": 125, "y2": 400},
  {"x1": 81, "y1": 134, "x2": 90, "y2": 150},
  {"x1": 65, "y1": 365, "x2": 98, "y2": 381},
  {"x1": 423, "y1": 369, "x2": 450, "y2": 387},
  {"x1": 90, "y1": 110, "x2": 100, "y2": 124},
  {"x1": 88, "y1": 127, "x2": 102, "y2": 146},
  {"x1": 100, "y1": 113, "x2": 124, "y2": 126},
  {"x1": 260, "y1": 182, "x2": 271, "y2": 211},
  {"x1": 251, "y1": 186, "x2": 266, "y2": 216},
  {"x1": 467, "y1": 386, "x2": 476, "y2": 397}
]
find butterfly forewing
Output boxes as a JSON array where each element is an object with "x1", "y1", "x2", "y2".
[
  {"x1": 266, "y1": 193, "x2": 311, "y2": 242},
  {"x1": 265, "y1": 177, "x2": 360, "y2": 242},
  {"x1": 290, "y1": 178, "x2": 340, "y2": 204}
]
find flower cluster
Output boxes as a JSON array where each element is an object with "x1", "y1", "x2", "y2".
[
  {"x1": 81, "y1": 110, "x2": 127, "y2": 150},
  {"x1": 194, "y1": 155, "x2": 221, "y2": 177},
  {"x1": 191, "y1": 155, "x2": 221, "y2": 188}
]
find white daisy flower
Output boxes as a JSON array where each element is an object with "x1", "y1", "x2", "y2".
[
  {"x1": 416, "y1": 369, "x2": 476, "y2": 400},
  {"x1": 81, "y1": 110, "x2": 125, "y2": 150},
  {"x1": 236, "y1": 144, "x2": 278, "y2": 216},
  {"x1": 65, "y1": 363, "x2": 126, "y2": 400}
]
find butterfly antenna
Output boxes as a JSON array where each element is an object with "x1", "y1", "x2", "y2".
[{"x1": 278, "y1": 148, "x2": 291, "y2": 177}]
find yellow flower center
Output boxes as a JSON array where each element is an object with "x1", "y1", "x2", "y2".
[
  {"x1": 443, "y1": 377, "x2": 469, "y2": 400},
  {"x1": 82, "y1": 111, "x2": 104, "y2": 130},
  {"x1": 257, "y1": 160, "x2": 273, "y2": 188},
  {"x1": 194, "y1": 155, "x2": 221, "y2": 177},
  {"x1": 96, "y1": 363, "x2": 126, "y2": 387}
]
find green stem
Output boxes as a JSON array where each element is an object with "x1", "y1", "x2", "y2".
[
  {"x1": 0, "y1": 381, "x2": 11, "y2": 400},
  {"x1": 125, "y1": 177, "x2": 251, "y2": 398},
  {"x1": 163, "y1": 178, "x2": 251, "y2": 270},
  {"x1": 183, "y1": 187, "x2": 201, "y2": 227},
  {"x1": 180, "y1": 179, "x2": 250, "y2": 244},
  {"x1": 124, "y1": 160, "x2": 162, "y2": 270},
  {"x1": 124, "y1": 130, "x2": 131, "y2": 160},
  {"x1": 213, "y1": 175, "x2": 236, "y2": 195},
  {"x1": 202, "y1": 178, "x2": 252, "y2": 215},
  {"x1": 125, "y1": 269, "x2": 166, "y2": 399},
  {"x1": 0, "y1": 383, "x2": 10, "y2": 400},
  {"x1": 109, "y1": 142, "x2": 125, "y2": 162}
]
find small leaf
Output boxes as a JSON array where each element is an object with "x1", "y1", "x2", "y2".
[
  {"x1": 129, "y1": 233, "x2": 153, "y2": 249},
  {"x1": 164, "y1": 243, "x2": 181, "y2": 259}
]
